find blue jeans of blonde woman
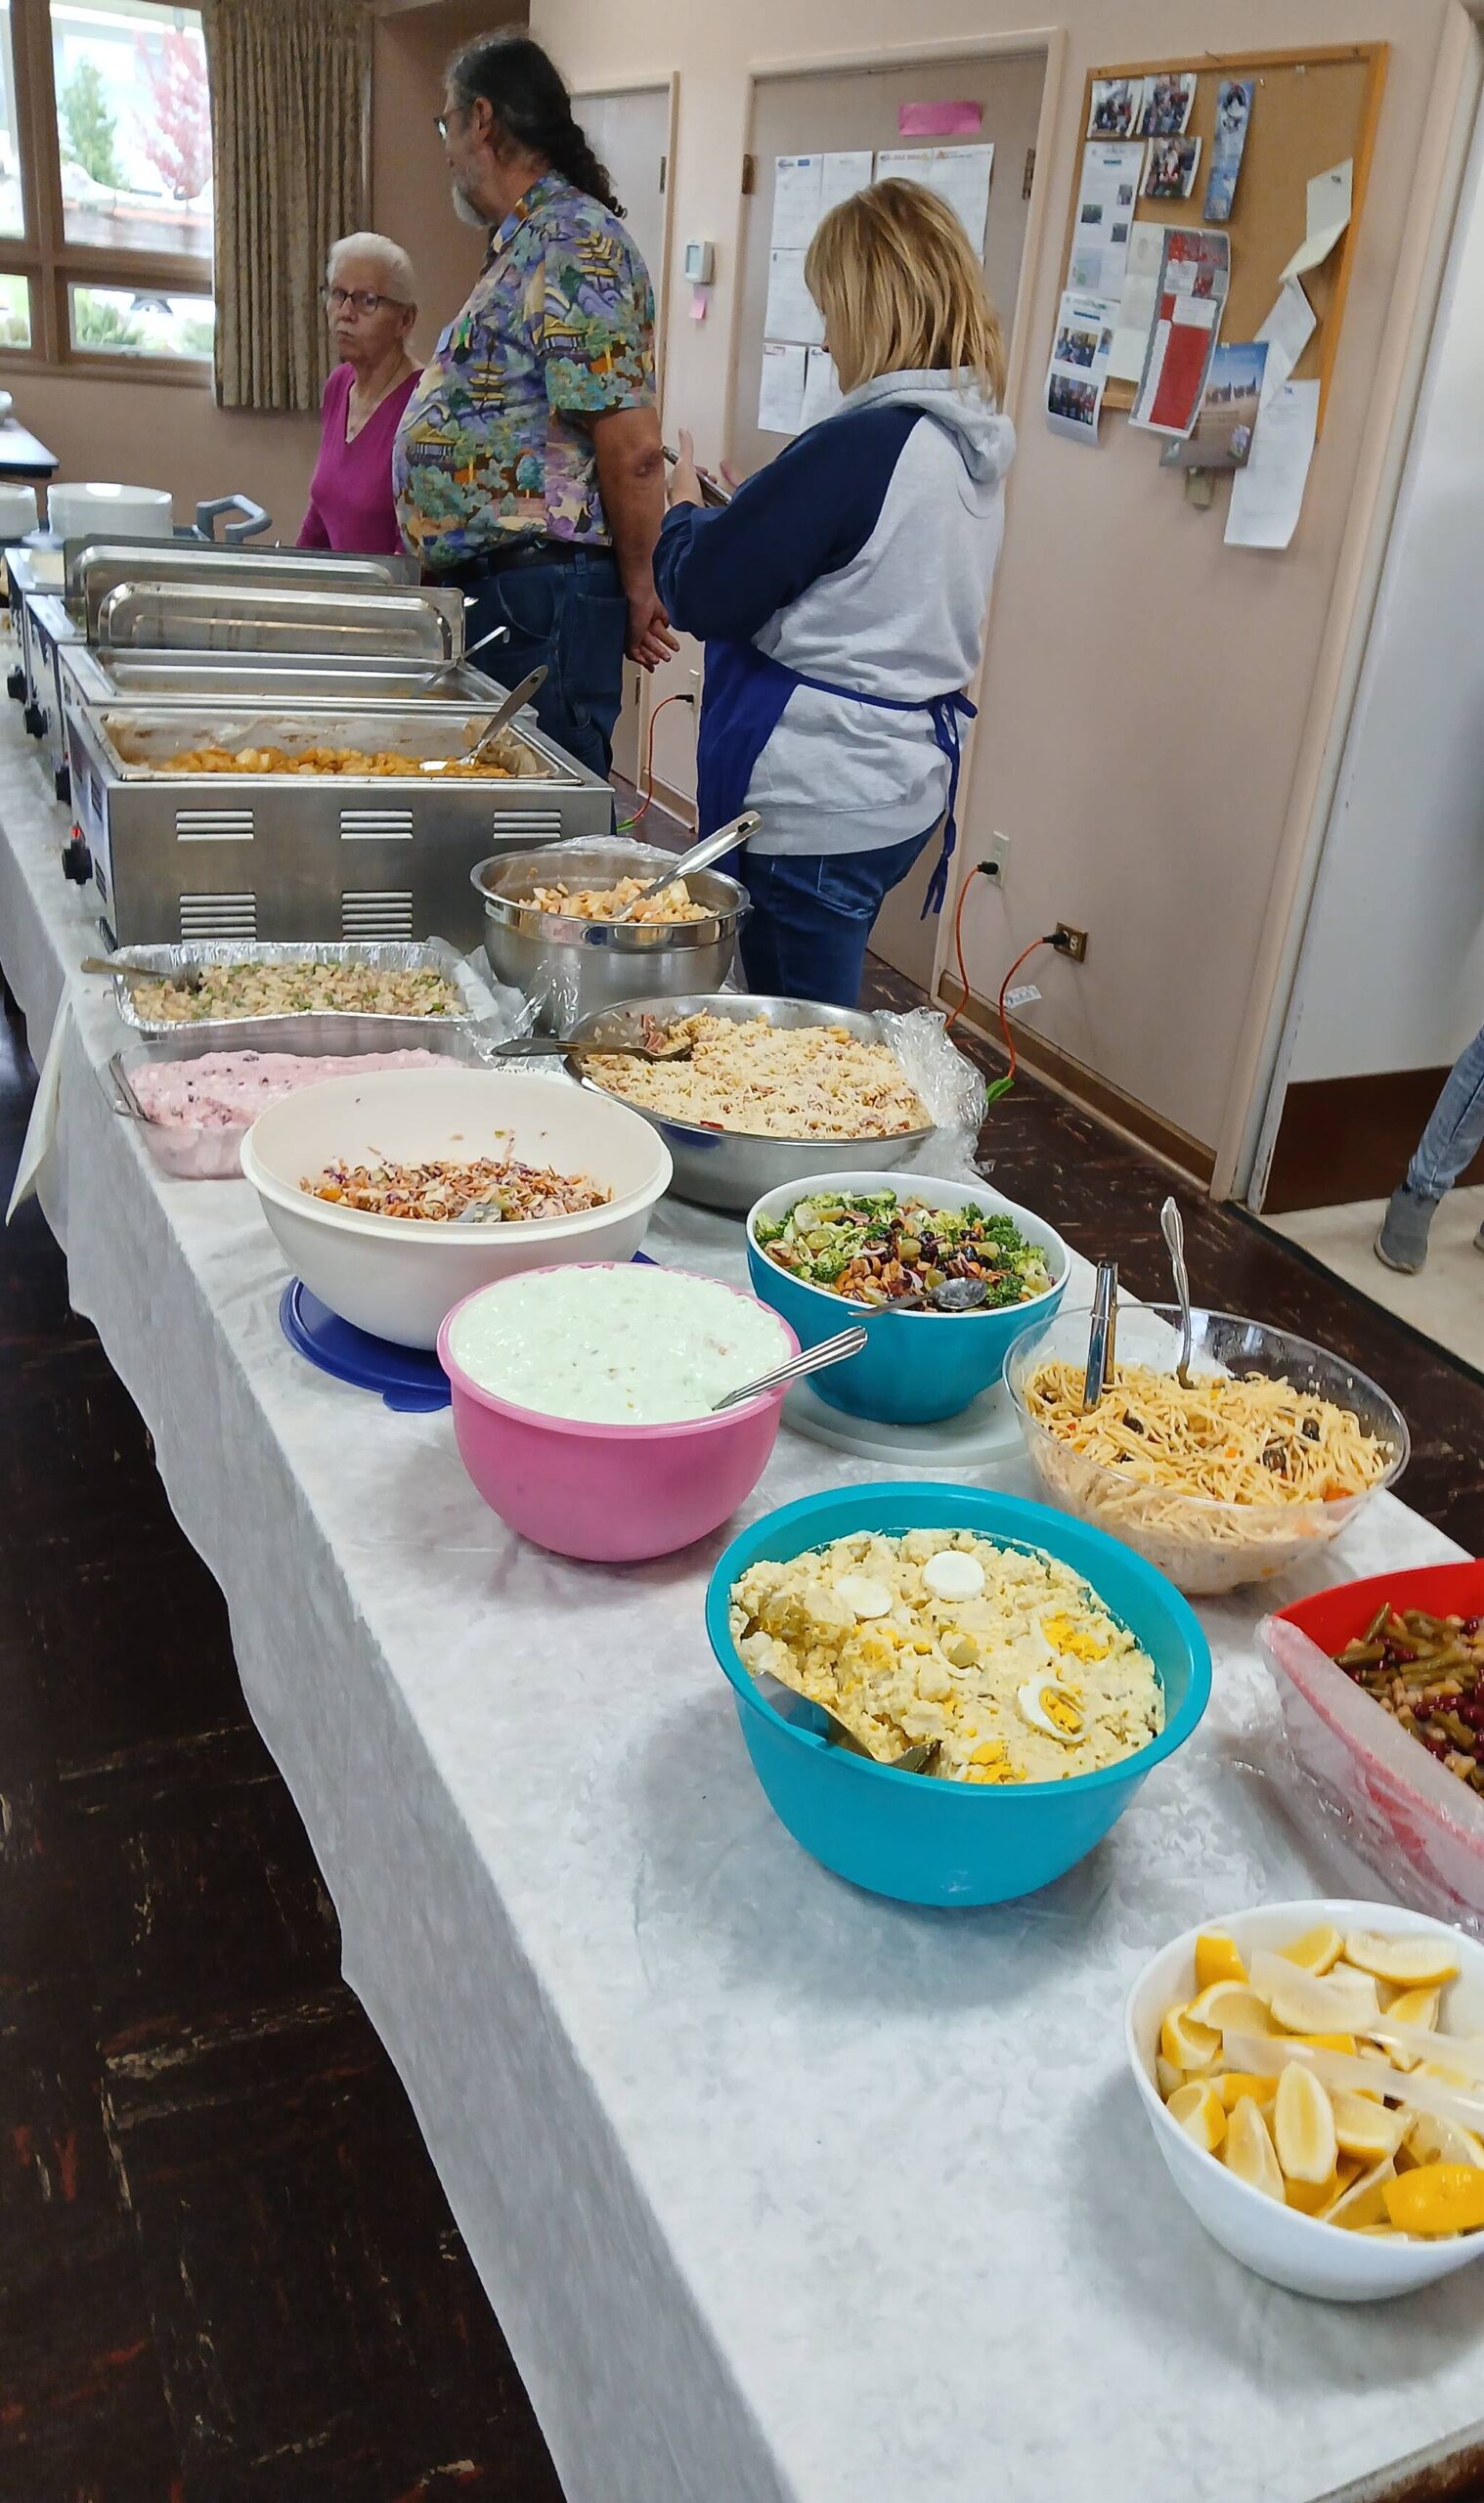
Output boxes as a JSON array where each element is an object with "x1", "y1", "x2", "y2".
[{"x1": 1375, "y1": 1021, "x2": 1484, "y2": 1271}]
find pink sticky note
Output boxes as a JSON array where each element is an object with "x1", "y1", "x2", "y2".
[
  {"x1": 898, "y1": 100, "x2": 982, "y2": 137},
  {"x1": 689, "y1": 287, "x2": 709, "y2": 322}
]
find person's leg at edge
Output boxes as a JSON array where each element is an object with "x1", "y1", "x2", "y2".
[
  {"x1": 461, "y1": 550, "x2": 627, "y2": 782},
  {"x1": 738, "y1": 832, "x2": 933, "y2": 1008},
  {"x1": 1375, "y1": 1021, "x2": 1484, "y2": 1273}
]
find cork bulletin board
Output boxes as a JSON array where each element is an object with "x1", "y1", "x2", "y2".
[{"x1": 1062, "y1": 44, "x2": 1389, "y2": 427}]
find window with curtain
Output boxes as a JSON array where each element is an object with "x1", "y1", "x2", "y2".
[{"x1": 0, "y1": 0, "x2": 216, "y2": 375}]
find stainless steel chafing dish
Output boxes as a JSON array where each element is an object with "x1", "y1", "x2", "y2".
[
  {"x1": 95, "y1": 580, "x2": 465, "y2": 659},
  {"x1": 65, "y1": 538, "x2": 415, "y2": 631},
  {"x1": 62, "y1": 648, "x2": 507, "y2": 709},
  {"x1": 62, "y1": 684, "x2": 613, "y2": 950}
]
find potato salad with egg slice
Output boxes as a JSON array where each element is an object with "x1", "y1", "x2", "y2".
[{"x1": 729, "y1": 1529, "x2": 1162, "y2": 1781}]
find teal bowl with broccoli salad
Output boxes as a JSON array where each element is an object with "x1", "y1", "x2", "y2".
[{"x1": 745, "y1": 1171, "x2": 1070, "y2": 1425}]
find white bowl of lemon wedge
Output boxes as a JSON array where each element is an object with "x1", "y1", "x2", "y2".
[{"x1": 1126, "y1": 1899, "x2": 1484, "y2": 2301}]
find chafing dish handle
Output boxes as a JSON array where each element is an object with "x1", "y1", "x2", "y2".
[{"x1": 193, "y1": 495, "x2": 273, "y2": 547}]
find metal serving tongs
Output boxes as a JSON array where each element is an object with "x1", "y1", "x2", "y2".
[
  {"x1": 419, "y1": 665, "x2": 547, "y2": 771},
  {"x1": 614, "y1": 811, "x2": 762, "y2": 918},
  {"x1": 1082, "y1": 1258, "x2": 1118, "y2": 1411},
  {"x1": 1159, "y1": 1195, "x2": 1195, "y2": 1387}
]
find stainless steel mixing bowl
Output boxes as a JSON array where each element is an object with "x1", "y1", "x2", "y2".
[
  {"x1": 565, "y1": 992, "x2": 935, "y2": 1212},
  {"x1": 473, "y1": 840, "x2": 748, "y2": 1035}
]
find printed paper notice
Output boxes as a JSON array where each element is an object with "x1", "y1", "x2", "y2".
[
  {"x1": 1069, "y1": 142, "x2": 1142, "y2": 295},
  {"x1": 820, "y1": 150, "x2": 873, "y2": 216},
  {"x1": 801, "y1": 346, "x2": 845, "y2": 430},
  {"x1": 764, "y1": 248, "x2": 824, "y2": 346},
  {"x1": 1107, "y1": 224, "x2": 1164, "y2": 383},
  {"x1": 758, "y1": 340, "x2": 807, "y2": 436},
  {"x1": 877, "y1": 142, "x2": 994, "y2": 254},
  {"x1": 770, "y1": 155, "x2": 824, "y2": 251},
  {"x1": 1129, "y1": 226, "x2": 1230, "y2": 437},
  {"x1": 1202, "y1": 78, "x2": 1253, "y2": 221},
  {"x1": 1045, "y1": 290, "x2": 1117, "y2": 446},
  {"x1": 1281, "y1": 158, "x2": 1353, "y2": 283},
  {"x1": 1225, "y1": 378, "x2": 1320, "y2": 549},
  {"x1": 1254, "y1": 275, "x2": 1316, "y2": 407}
]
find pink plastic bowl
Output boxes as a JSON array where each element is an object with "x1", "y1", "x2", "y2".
[{"x1": 436, "y1": 1264, "x2": 798, "y2": 1562}]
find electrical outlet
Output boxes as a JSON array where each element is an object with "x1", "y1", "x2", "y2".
[
  {"x1": 1054, "y1": 922, "x2": 1088, "y2": 963},
  {"x1": 988, "y1": 830, "x2": 1010, "y2": 882}
]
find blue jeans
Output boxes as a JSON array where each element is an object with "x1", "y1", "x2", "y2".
[
  {"x1": 1407, "y1": 1023, "x2": 1484, "y2": 1201},
  {"x1": 735, "y1": 832, "x2": 934, "y2": 1007},
  {"x1": 461, "y1": 547, "x2": 628, "y2": 781}
]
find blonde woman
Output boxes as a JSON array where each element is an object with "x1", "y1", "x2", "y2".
[
  {"x1": 299, "y1": 233, "x2": 420, "y2": 553},
  {"x1": 659, "y1": 180, "x2": 1014, "y2": 1005}
]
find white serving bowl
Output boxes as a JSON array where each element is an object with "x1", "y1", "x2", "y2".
[
  {"x1": 1126, "y1": 1898, "x2": 1484, "y2": 2302},
  {"x1": 240, "y1": 1067, "x2": 672, "y2": 1348}
]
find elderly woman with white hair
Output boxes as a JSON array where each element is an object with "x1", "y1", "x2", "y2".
[{"x1": 298, "y1": 233, "x2": 421, "y2": 552}]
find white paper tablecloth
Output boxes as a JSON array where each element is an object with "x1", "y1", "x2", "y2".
[{"x1": 2, "y1": 680, "x2": 1480, "y2": 2503}]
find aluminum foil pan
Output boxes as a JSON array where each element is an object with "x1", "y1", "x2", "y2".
[{"x1": 102, "y1": 939, "x2": 512, "y2": 1045}]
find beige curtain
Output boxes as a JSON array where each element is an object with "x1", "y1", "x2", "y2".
[{"x1": 204, "y1": 0, "x2": 371, "y2": 412}]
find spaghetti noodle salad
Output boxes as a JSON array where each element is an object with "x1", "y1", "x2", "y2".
[{"x1": 1005, "y1": 1306, "x2": 1408, "y2": 1598}]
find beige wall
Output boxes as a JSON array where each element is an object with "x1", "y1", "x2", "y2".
[
  {"x1": 5, "y1": 0, "x2": 521, "y2": 548},
  {"x1": 534, "y1": 0, "x2": 1455, "y2": 1157}
]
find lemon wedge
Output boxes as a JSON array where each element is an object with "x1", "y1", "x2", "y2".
[
  {"x1": 1167, "y1": 2081, "x2": 1226, "y2": 2153},
  {"x1": 1250, "y1": 1951, "x2": 1379, "y2": 2036},
  {"x1": 1286, "y1": 2159, "x2": 1360, "y2": 2215},
  {"x1": 1189, "y1": 1982, "x2": 1274, "y2": 2039},
  {"x1": 1280, "y1": 1924, "x2": 1344, "y2": 1975},
  {"x1": 1194, "y1": 1931, "x2": 1247, "y2": 1991},
  {"x1": 1323, "y1": 2157, "x2": 1396, "y2": 2230},
  {"x1": 1156, "y1": 2054, "x2": 1184, "y2": 2100},
  {"x1": 1274, "y1": 2062, "x2": 1338, "y2": 2183},
  {"x1": 1214, "y1": 2071, "x2": 1280, "y2": 2111},
  {"x1": 1161, "y1": 2004, "x2": 1221, "y2": 2071},
  {"x1": 1371, "y1": 1986, "x2": 1444, "y2": 2072},
  {"x1": 1343, "y1": 1930, "x2": 1461, "y2": 1990},
  {"x1": 1331, "y1": 2091, "x2": 1410, "y2": 2163},
  {"x1": 1223, "y1": 2096, "x2": 1285, "y2": 2201},
  {"x1": 1405, "y1": 2110, "x2": 1484, "y2": 2170},
  {"x1": 1383, "y1": 2162, "x2": 1484, "y2": 2236}
]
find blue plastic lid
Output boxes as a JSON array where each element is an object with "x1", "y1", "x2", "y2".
[{"x1": 280, "y1": 1251, "x2": 659, "y2": 1414}]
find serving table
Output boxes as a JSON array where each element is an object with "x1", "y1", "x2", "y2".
[{"x1": 0, "y1": 679, "x2": 1478, "y2": 2503}]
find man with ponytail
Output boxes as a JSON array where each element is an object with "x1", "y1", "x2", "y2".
[{"x1": 394, "y1": 31, "x2": 675, "y2": 777}]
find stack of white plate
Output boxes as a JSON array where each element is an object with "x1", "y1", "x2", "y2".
[{"x1": 47, "y1": 481, "x2": 173, "y2": 540}]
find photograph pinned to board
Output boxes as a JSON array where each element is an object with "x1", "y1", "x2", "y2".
[
  {"x1": 1158, "y1": 341, "x2": 1269, "y2": 470},
  {"x1": 758, "y1": 339, "x2": 807, "y2": 436},
  {"x1": 1226, "y1": 377, "x2": 1320, "y2": 549},
  {"x1": 764, "y1": 247, "x2": 825, "y2": 346},
  {"x1": 1129, "y1": 226, "x2": 1230, "y2": 437},
  {"x1": 1087, "y1": 76, "x2": 1144, "y2": 139},
  {"x1": 876, "y1": 142, "x2": 994, "y2": 254},
  {"x1": 1143, "y1": 134, "x2": 1202, "y2": 200},
  {"x1": 1139, "y1": 70, "x2": 1197, "y2": 136},
  {"x1": 1045, "y1": 289, "x2": 1118, "y2": 446},
  {"x1": 1069, "y1": 142, "x2": 1143, "y2": 295},
  {"x1": 1254, "y1": 275, "x2": 1316, "y2": 406},
  {"x1": 1202, "y1": 78, "x2": 1254, "y2": 221}
]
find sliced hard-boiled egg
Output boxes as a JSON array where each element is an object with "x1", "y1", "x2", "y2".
[
  {"x1": 1194, "y1": 1931, "x2": 1247, "y2": 1992},
  {"x1": 1222, "y1": 2097, "x2": 1284, "y2": 2201},
  {"x1": 1017, "y1": 1675, "x2": 1084, "y2": 1743},
  {"x1": 1343, "y1": 1930, "x2": 1461, "y2": 1990},
  {"x1": 1274, "y1": 2063, "x2": 1338, "y2": 2184},
  {"x1": 1167, "y1": 2081, "x2": 1226, "y2": 2153},
  {"x1": 835, "y1": 1573, "x2": 893, "y2": 1620},
  {"x1": 922, "y1": 1549, "x2": 986, "y2": 1603},
  {"x1": 1279, "y1": 1923, "x2": 1344, "y2": 1975},
  {"x1": 1161, "y1": 2003, "x2": 1222, "y2": 2072},
  {"x1": 1383, "y1": 2161, "x2": 1484, "y2": 2236}
]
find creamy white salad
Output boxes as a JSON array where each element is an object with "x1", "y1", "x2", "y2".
[{"x1": 447, "y1": 1264, "x2": 790, "y2": 1425}]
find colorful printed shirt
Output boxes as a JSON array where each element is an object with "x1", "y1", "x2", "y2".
[{"x1": 393, "y1": 171, "x2": 655, "y2": 572}]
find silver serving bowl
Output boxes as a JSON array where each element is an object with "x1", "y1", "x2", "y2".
[
  {"x1": 473, "y1": 840, "x2": 748, "y2": 1035},
  {"x1": 566, "y1": 992, "x2": 935, "y2": 1212}
]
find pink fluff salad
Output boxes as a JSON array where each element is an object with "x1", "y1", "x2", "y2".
[{"x1": 128, "y1": 1048, "x2": 448, "y2": 1180}]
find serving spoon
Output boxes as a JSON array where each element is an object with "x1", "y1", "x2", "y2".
[
  {"x1": 614, "y1": 811, "x2": 761, "y2": 918},
  {"x1": 82, "y1": 954, "x2": 203, "y2": 993},
  {"x1": 419, "y1": 665, "x2": 547, "y2": 771},
  {"x1": 1159, "y1": 1195, "x2": 1195, "y2": 1387},
  {"x1": 712, "y1": 1323, "x2": 868, "y2": 1410},
  {"x1": 753, "y1": 1670, "x2": 940, "y2": 1776}
]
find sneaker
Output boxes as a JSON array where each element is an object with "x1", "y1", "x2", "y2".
[{"x1": 1375, "y1": 1185, "x2": 1437, "y2": 1274}]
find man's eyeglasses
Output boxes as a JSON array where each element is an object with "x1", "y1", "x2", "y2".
[
  {"x1": 434, "y1": 105, "x2": 467, "y2": 141},
  {"x1": 321, "y1": 285, "x2": 405, "y2": 317}
]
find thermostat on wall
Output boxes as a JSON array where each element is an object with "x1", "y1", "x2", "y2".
[{"x1": 682, "y1": 240, "x2": 715, "y2": 285}]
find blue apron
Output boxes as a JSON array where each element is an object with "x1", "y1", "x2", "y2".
[{"x1": 694, "y1": 640, "x2": 976, "y2": 918}]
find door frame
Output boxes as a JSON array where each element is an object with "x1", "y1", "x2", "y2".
[{"x1": 1218, "y1": 3, "x2": 1484, "y2": 1207}]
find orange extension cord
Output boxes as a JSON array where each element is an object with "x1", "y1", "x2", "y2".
[
  {"x1": 947, "y1": 865, "x2": 1057, "y2": 1100},
  {"x1": 617, "y1": 690, "x2": 691, "y2": 832}
]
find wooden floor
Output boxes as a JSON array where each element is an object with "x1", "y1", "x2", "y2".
[{"x1": 5, "y1": 964, "x2": 1484, "y2": 2498}]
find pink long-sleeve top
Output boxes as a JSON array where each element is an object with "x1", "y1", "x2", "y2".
[{"x1": 297, "y1": 363, "x2": 420, "y2": 554}]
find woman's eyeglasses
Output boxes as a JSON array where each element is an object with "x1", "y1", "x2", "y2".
[{"x1": 321, "y1": 285, "x2": 404, "y2": 317}]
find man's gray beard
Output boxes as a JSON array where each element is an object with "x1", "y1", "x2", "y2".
[{"x1": 452, "y1": 181, "x2": 488, "y2": 228}]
